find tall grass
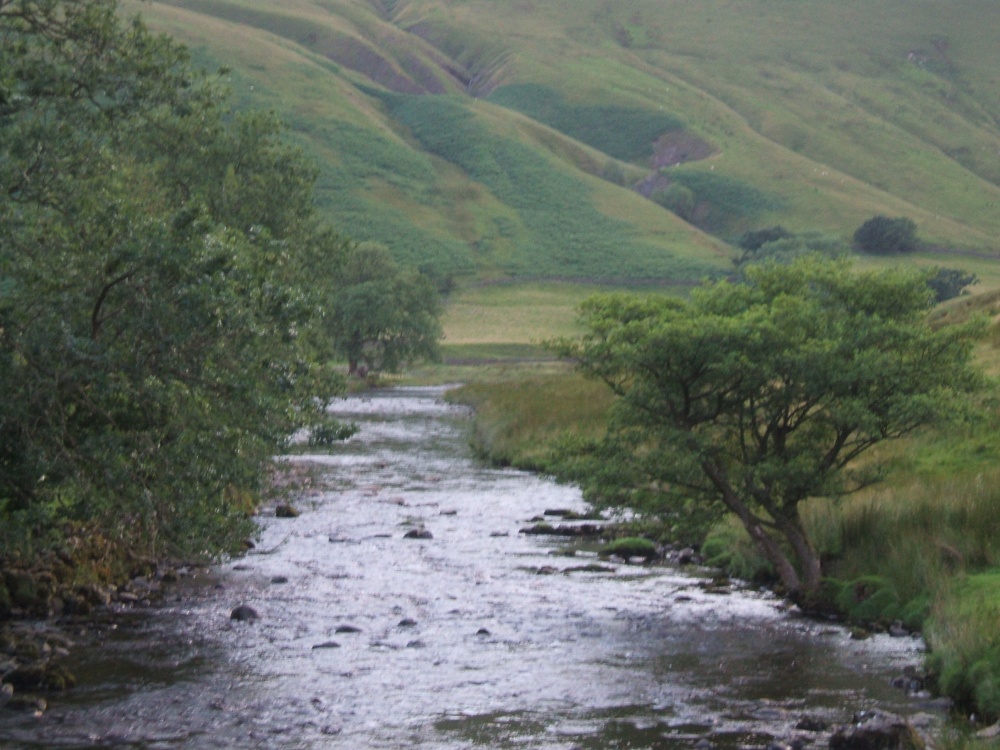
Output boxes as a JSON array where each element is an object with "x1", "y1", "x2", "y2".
[
  {"x1": 815, "y1": 473, "x2": 1000, "y2": 600},
  {"x1": 925, "y1": 572, "x2": 1000, "y2": 721},
  {"x1": 446, "y1": 372, "x2": 613, "y2": 470}
]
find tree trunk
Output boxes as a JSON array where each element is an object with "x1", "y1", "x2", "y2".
[
  {"x1": 700, "y1": 460, "x2": 805, "y2": 597},
  {"x1": 735, "y1": 511, "x2": 804, "y2": 598},
  {"x1": 774, "y1": 511, "x2": 823, "y2": 596}
]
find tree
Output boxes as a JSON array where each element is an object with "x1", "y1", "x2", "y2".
[
  {"x1": 326, "y1": 243, "x2": 442, "y2": 376},
  {"x1": 554, "y1": 258, "x2": 985, "y2": 598},
  {"x1": 853, "y1": 215, "x2": 918, "y2": 255},
  {"x1": 735, "y1": 226, "x2": 793, "y2": 254},
  {"x1": 927, "y1": 267, "x2": 977, "y2": 303},
  {"x1": 0, "y1": 0, "x2": 344, "y2": 560}
]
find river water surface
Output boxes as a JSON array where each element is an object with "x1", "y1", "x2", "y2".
[{"x1": 1, "y1": 387, "x2": 935, "y2": 749}]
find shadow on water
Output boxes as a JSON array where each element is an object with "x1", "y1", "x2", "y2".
[{"x1": 0, "y1": 387, "x2": 938, "y2": 749}]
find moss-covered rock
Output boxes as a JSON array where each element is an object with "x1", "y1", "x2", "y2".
[{"x1": 599, "y1": 537, "x2": 658, "y2": 561}]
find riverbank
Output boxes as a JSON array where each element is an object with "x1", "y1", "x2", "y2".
[{"x1": 445, "y1": 374, "x2": 1000, "y2": 739}]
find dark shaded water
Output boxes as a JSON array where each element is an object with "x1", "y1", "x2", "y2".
[{"x1": 0, "y1": 387, "x2": 935, "y2": 748}]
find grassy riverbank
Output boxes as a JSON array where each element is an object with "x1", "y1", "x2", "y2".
[{"x1": 438, "y1": 284, "x2": 1000, "y2": 726}]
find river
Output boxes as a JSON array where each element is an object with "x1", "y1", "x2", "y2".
[{"x1": 0, "y1": 386, "x2": 936, "y2": 749}]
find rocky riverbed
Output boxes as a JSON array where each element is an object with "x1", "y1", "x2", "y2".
[{"x1": 0, "y1": 387, "x2": 947, "y2": 748}]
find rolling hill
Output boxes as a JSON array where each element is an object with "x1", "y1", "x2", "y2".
[{"x1": 121, "y1": 0, "x2": 1000, "y2": 287}]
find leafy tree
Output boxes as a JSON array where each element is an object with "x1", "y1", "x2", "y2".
[
  {"x1": 0, "y1": 0, "x2": 344, "y2": 560},
  {"x1": 553, "y1": 258, "x2": 985, "y2": 598},
  {"x1": 927, "y1": 267, "x2": 978, "y2": 303},
  {"x1": 853, "y1": 215, "x2": 918, "y2": 255},
  {"x1": 735, "y1": 226, "x2": 793, "y2": 253},
  {"x1": 326, "y1": 243, "x2": 442, "y2": 376}
]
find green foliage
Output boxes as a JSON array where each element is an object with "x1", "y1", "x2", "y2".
[
  {"x1": 928, "y1": 267, "x2": 979, "y2": 303},
  {"x1": 553, "y1": 257, "x2": 987, "y2": 596},
  {"x1": 735, "y1": 226, "x2": 793, "y2": 253},
  {"x1": 325, "y1": 243, "x2": 442, "y2": 375},
  {"x1": 853, "y1": 215, "x2": 919, "y2": 255},
  {"x1": 599, "y1": 537, "x2": 657, "y2": 560},
  {"x1": 651, "y1": 183, "x2": 696, "y2": 221},
  {"x1": 487, "y1": 83, "x2": 684, "y2": 163},
  {"x1": 835, "y1": 576, "x2": 902, "y2": 626},
  {"x1": 666, "y1": 169, "x2": 786, "y2": 234},
  {"x1": 733, "y1": 230, "x2": 851, "y2": 269},
  {"x1": 0, "y1": 0, "x2": 346, "y2": 562}
]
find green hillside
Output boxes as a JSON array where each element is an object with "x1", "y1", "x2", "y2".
[{"x1": 122, "y1": 0, "x2": 1000, "y2": 285}]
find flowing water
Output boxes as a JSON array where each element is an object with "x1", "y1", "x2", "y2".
[{"x1": 1, "y1": 387, "x2": 937, "y2": 749}]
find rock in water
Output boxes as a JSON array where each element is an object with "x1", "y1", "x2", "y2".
[
  {"x1": 403, "y1": 528, "x2": 433, "y2": 539},
  {"x1": 311, "y1": 641, "x2": 340, "y2": 649},
  {"x1": 275, "y1": 504, "x2": 300, "y2": 518},
  {"x1": 0, "y1": 682, "x2": 13, "y2": 709},
  {"x1": 230, "y1": 605, "x2": 259, "y2": 622},
  {"x1": 829, "y1": 712, "x2": 925, "y2": 750}
]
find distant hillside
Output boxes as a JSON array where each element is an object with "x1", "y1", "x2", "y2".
[{"x1": 122, "y1": 0, "x2": 1000, "y2": 285}]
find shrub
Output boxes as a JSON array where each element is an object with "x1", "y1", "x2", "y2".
[
  {"x1": 600, "y1": 537, "x2": 658, "y2": 560},
  {"x1": 652, "y1": 183, "x2": 696, "y2": 220},
  {"x1": 853, "y1": 215, "x2": 918, "y2": 255},
  {"x1": 927, "y1": 267, "x2": 978, "y2": 303}
]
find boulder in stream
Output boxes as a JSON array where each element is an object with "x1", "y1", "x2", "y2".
[
  {"x1": 403, "y1": 528, "x2": 433, "y2": 539},
  {"x1": 829, "y1": 711, "x2": 925, "y2": 750},
  {"x1": 275, "y1": 504, "x2": 300, "y2": 518},
  {"x1": 230, "y1": 605, "x2": 260, "y2": 623}
]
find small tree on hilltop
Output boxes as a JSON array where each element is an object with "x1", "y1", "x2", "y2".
[
  {"x1": 853, "y1": 215, "x2": 918, "y2": 255},
  {"x1": 552, "y1": 258, "x2": 985, "y2": 599}
]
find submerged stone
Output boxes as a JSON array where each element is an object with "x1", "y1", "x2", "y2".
[{"x1": 230, "y1": 605, "x2": 260, "y2": 623}]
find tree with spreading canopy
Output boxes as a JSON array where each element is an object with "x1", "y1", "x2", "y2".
[{"x1": 553, "y1": 258, "x2": 985, "y2": 598}]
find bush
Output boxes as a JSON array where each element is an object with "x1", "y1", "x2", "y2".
[
  {"x1": 600, "y1": 537, "x2": 658, "y2": 560},
  {"x1": 853, "y1": 215, "x2": 918, "y2": 255},
  {"x1": 927, "y1": 267, "x2": 978, "y2": 303},
  {"x1": 652, "y1": 183, "x2": 696, "y2": 220}
]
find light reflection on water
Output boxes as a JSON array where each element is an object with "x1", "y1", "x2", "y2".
[{"x1": 0, "y1": 387, "x2": 933, "y2": 749}]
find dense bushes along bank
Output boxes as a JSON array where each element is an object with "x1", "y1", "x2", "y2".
[{"x1": 447, "y1": 373, "x2": 1000, "y2": 726}]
